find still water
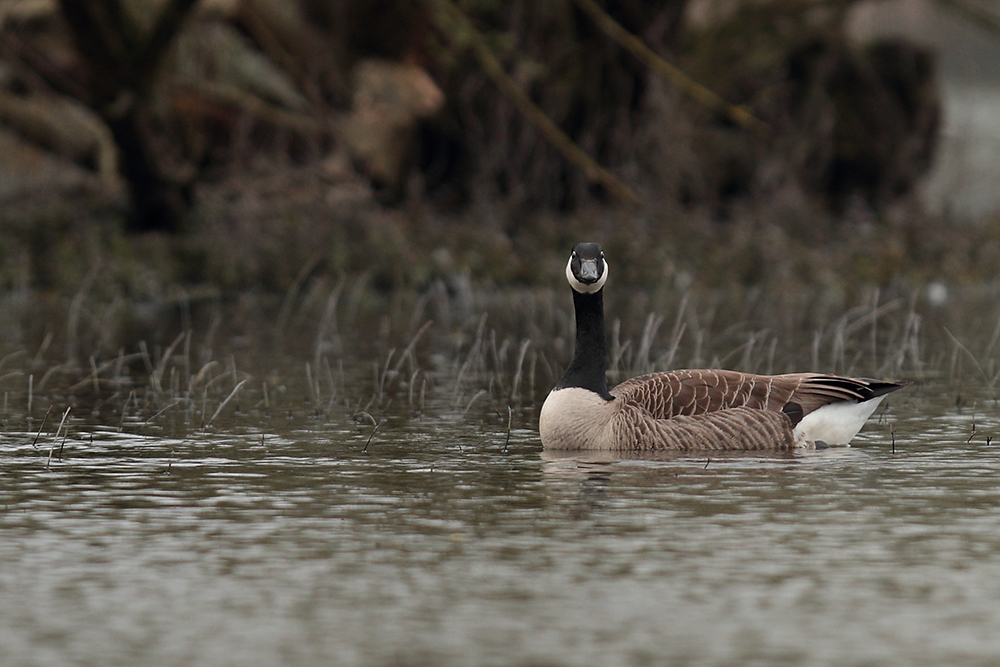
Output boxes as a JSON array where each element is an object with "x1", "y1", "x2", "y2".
[{"x1": 2, "y1": 376, "x2": 1000, "y2": 666}]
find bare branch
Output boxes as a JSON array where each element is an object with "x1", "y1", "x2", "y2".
[
  {"x1": 431, "y1": 0, "x2": 640, "y2": 205},
  {"x1": 572, "y1": 0, "x2": 767, "y2": 134},
  {"x1": 935, "y1": 0, "x2": 1000, "y2": 35}
]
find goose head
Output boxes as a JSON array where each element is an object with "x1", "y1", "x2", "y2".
[{"x1": 566, "y1": 242, "x2": 608, "y2": 294}]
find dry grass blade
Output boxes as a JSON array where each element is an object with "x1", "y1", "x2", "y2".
[
  {"x1": 463, "y1": 389, "x2": 487, "y2": 416},
  {"x1": 119, "y1": 389, "x2": 136, "y2": 432},
  {"x1": 31, "y1": 404, "x2": 52, "y2": 448},
  {"x1": 46, "y1": 406, "x2": 71, "y2": 469},
  {"x1": 504, "y1": 405, "x2": 512, "y2": 453},
  {"x1": 205, "y1": 379, "x2": 247, "y2": 427},
  {"x1": 191, "y1": 360, "x2": 220, "y2": 388},
  {"x1": 944, "y1": 327, "x2": 997, "y2": 400},
  {"x1": 378, "y1": 349, "x2": 396, "y2": 402},
  {"x1": 138, "y1": 401, "x2": 181, "y2": 433},
  {"x1": 654, "y1": 293, "x2": 689, "y2": 371},
  {"x1": 306, "y1": 362, "x2": 318, "y2": 408},
  {"x1": 66, "y1": 265, "x2": 98, "y2": 363},
  {"x1": 53, "y1": 406, "x2": 71, "y2": 441},
  {"x1": 393, "y1": 320, "x2": 433, "y2": 374},
  {"x1": 0, "y1": 371, "x2": 24, "y2": 385},
  {"x1": 314, "y1": 280, "x2": 345, "y2": 369},
  {"x1": 0, "y1": 350, "x2": 25, "y2": 374},
  {"x1": 453, "y1": 314, "x2": 488, "y2": 408},
  {"x1": 152, "y1": 331, "x2": 186, "y2": 396},
  {"x1": 89, "y1": 356, "x2": 101, "y2": 393},
  {"x1": 355, "y1": 411, "x2": 380, "y2": 452},
  {"x1": 362, "y1": 419, "x2": 382, "y2": 452},
  {"x1": 33, "y1": 333, "x2": 53, "y2": 365},
  {"x1": 635, "y1": 312, "x2": 664, "y2": 374},
  {"x1": 510, "y1": 339, "x2": 531, "y2": 402},
  {"x1": 276, "y1": 253, "x2": 322, "y2": 338},
  {"x1": 935, "y1": 0, "x2": 1000, "y2": 35}
]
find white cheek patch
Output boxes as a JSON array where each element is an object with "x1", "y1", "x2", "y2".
[{"x1": 566, "y1": 257, "x2": 609, "y2": 294}]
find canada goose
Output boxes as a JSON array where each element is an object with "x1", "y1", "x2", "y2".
[{"x1": 539, "y1": 242, "x2": 909, "y2": 451}]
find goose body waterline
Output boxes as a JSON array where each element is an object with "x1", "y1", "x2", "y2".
[{"x1": 538, "y1": 243, "x2": 908, "y2": 451}]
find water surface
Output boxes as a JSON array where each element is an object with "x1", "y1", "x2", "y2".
[{"x1": 2, "y1": 377, "x2": 1000, "y2": 666}]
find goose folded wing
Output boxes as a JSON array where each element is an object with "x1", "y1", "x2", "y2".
[
  {"x1": 612, "y1": 369, "x2": 800, "y2": 418},
  {"x1": 611, "y1": 403, "x2": 796, "y2": 451}
]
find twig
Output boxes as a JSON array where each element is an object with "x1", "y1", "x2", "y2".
[
  {"x1": 171, "y1": 81, "x2": 325, "y2": 134},
  {"x1": 432, "y1": 0, "x2": 640, "y2": 204},
  {"x1": 572, "y1": 0, "x2": 768, "y2": 133}
]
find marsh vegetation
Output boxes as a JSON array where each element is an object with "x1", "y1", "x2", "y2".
[
  {"x1": 6, "y1": 277, "x2": 1000, "y2": 665},
  {"x1": 2, "y1": 269, "x2": 1000, "y2": 451}
]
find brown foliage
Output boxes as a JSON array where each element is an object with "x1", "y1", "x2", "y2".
[{"x1": 0, "y1": 0, "x2": 940, "y2": 239}]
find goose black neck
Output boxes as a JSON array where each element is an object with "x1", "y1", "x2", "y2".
[{"x1": 557, "y1": 288, "x2": 612, "y2": 400}]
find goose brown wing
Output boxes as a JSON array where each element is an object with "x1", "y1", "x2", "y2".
[
  {"x1": 611, "y1": 369, "x2": 798, "y2": 418},
  {"x1": 612, "y1": 404, "x2": 796, "y2": 451},
  {"x1": 611, "y1": 369, "x2": 907, "y2": 420}
]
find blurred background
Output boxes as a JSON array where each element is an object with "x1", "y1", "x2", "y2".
[{"x1": 0, "y1": 0, "x2": 998, "y2": 298}]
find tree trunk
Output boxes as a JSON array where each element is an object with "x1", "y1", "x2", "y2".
[{"x1": 57, "y1": 0, "x2": 201, "y2": 232}]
